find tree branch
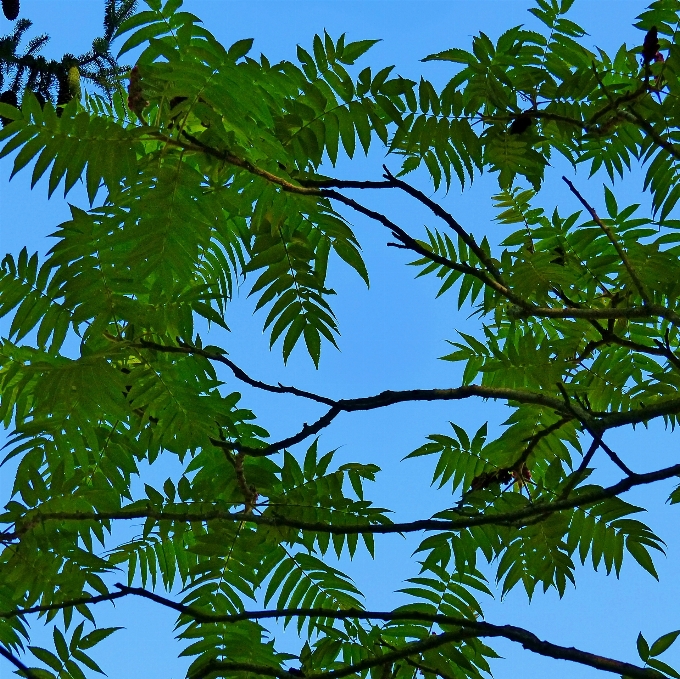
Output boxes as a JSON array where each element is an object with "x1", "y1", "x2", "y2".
[
  {"x1": 211, "y1": 406, "x2": 341, "y2": 456},
  {"x1": 7, "y1": 461, "x2": 680, "y2": 540},
  {"x1": 0, "y1": 645, "x2": 41, "y2": 679},
  {"x1": 210, "y1": 385, "x2": 575, "y2": 457},
  {"x1": 0, "y1": 591, "x2": 128, "y2": 620},
  {"x1": 154, "y1": 131, "x2": 680, "y2": 330},
  {"x1": 319, "y1": 188, "x2": 513, "y2": 300},
  {"x1": 623, "y1": 106, "x2": 680, "y2": 162},
  {"x1": 512, "y1": 303, "x2": 680, "y2": 324},
  {"x1": 136, "y1": 339, "x2": 335, "y2": 406},
  {"x1": 109, "y1": 588, "x2": 659, "y2": 679},
  {"x1": 381, "y1": 166, "x2": 508, "y2": 288},
  {"x1": 215, "y1": 381, "x2": 680, "y2": 457},
  {"x1": 0, "y1": 584, "x2": 666, "y2": 679},
  {"x1": 601, "y1": 442, "x2": 638, "y2": 477},
  {"x1": 562, "y1": 176, "x2": 649, "y2": 303},
  {"x1": 512, "y1": 417, "x2": 572, "y2": 467}
]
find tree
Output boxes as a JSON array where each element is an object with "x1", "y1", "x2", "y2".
[{"x1": 1, "y1": 0, "x2": 680, "y2": 677}]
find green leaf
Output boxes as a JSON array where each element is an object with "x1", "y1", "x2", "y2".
[
  {"x1": 53, "y1": 627, "x2": 69, "y2": 662},
  {"x1": 646, "y1": 657, "x2": 680, "y2": 679},
  {"x1": 422, "y1": 47, "x2": 475, "y2": 63},
  {"x1": 637, "y1": 632, "x2": 650, "y2": 662},
  {"x1": 650, "y1": 630, "x2": 680, "y2": 657},
  {"x1": 604, "y1": 185, "x2": 618, "y2": 218},
  {"x1": 117, "y1": 22, "x2": 170, "y2": 57},
  {"x1": 29, "y1": 646, "x2": 63, "y2": 672},
  {"x1": 333, "y1": 240, "x2": 369, "y2": 286},
  {"x1": 337, "y1": 39, "x2": 380, "y2": 64},
  {"x1": 303, "y1": 323, "x2": 322, "y2": 367},
  {"x1": 627, "y1": 539, "x2": 659, "y2": 580},
  {"x1": 228, "y1": 38, "x2": 254, "y2": 60}
]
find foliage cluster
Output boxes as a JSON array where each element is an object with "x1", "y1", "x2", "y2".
[{"x1": 2, "y1": 0, "x2": 680, "y2": 678}]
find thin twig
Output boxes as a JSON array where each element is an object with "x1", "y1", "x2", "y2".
[
  {"x1": 0, "y1": 591, "x2": 128, "y2": 620},
  {"x1": 513, "y1": 417, "x2": 572, "y2": 467},
  {"x1": 136, "y1": 339, "x2": 335, "y2": 407},
  {"x1": 211, "y1": 406, "x2": 341, "y2": 456},
  {"x1": 153, "y1": 133, "x2": 680, "y2": 327},
  {"x1": 320, "y1": 188, "x2": 514, "y2": 300},
  {"x1": 562, "y1": 176, "x2": 649, "y2": 304},
  {"x1": 512, "y1": 304, "x2": 680, "y2": 324},
  {"x1": 597, "y1": 439, "x2": 638, "y2": 477},
  {"x1": 559, "y1": 436, "x2": 602, "y2": 500},
  {"x1": 623, "y1": 107, "x2": 680, "y2": 162},
  {"x1": 382, "y1": 166, "x2": 507, "y2": 287}
]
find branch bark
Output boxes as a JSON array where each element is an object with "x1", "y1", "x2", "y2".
[
  {"x1": 0, "y1": 645, "x2": 41, "y2": 679},
  {"x1": 0, "y1": 586, "x2": 662, "y2": 679},
  {"x1": 87, "y1": 588, "x2": 667, "y2": 679},
  {"x1": 6, "y1": 461, "x2": 679, "y2": 541}
]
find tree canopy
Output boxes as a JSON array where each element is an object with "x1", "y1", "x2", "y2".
[{"x1": 1, "y1": 0, "x2": 680, "y2": 678}]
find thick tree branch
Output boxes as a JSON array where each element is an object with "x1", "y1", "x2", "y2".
[
  {"x1": 0, "y1": 584, "x2": 664, "y2": 679},
  {"x1": 131, "y1": 335, "x2": 680, "y2": 461},
  {"x1": 111, "y1": 588, "x2": 659, "y2": 679},
  {"x1": 7, "y1": 461, "x2": 680, "y2": 540},
  {"x1": 512, "y1": 304, "x2": 680, "y2": 323},
  {"x1": 210, "y1": 385, "x2": 575, "y2": 457},
  {"x1": 299, "y1": 177, "x2": 394, "y2": 190},
  {"x1": 190, "y1": 660, "x2": 289, "y2": 679},
  {"x1": 215, "y1": 381, "x2": 680, "y2": 457}
]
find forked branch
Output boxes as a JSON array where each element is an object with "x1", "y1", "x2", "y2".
[{"x1": 3, "y1": 586, "x2": 657, "y2": 679}]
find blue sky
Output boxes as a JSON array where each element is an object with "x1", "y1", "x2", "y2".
[{"x1": 1, "y1": 1, "x2": 678, "y2": 678}]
